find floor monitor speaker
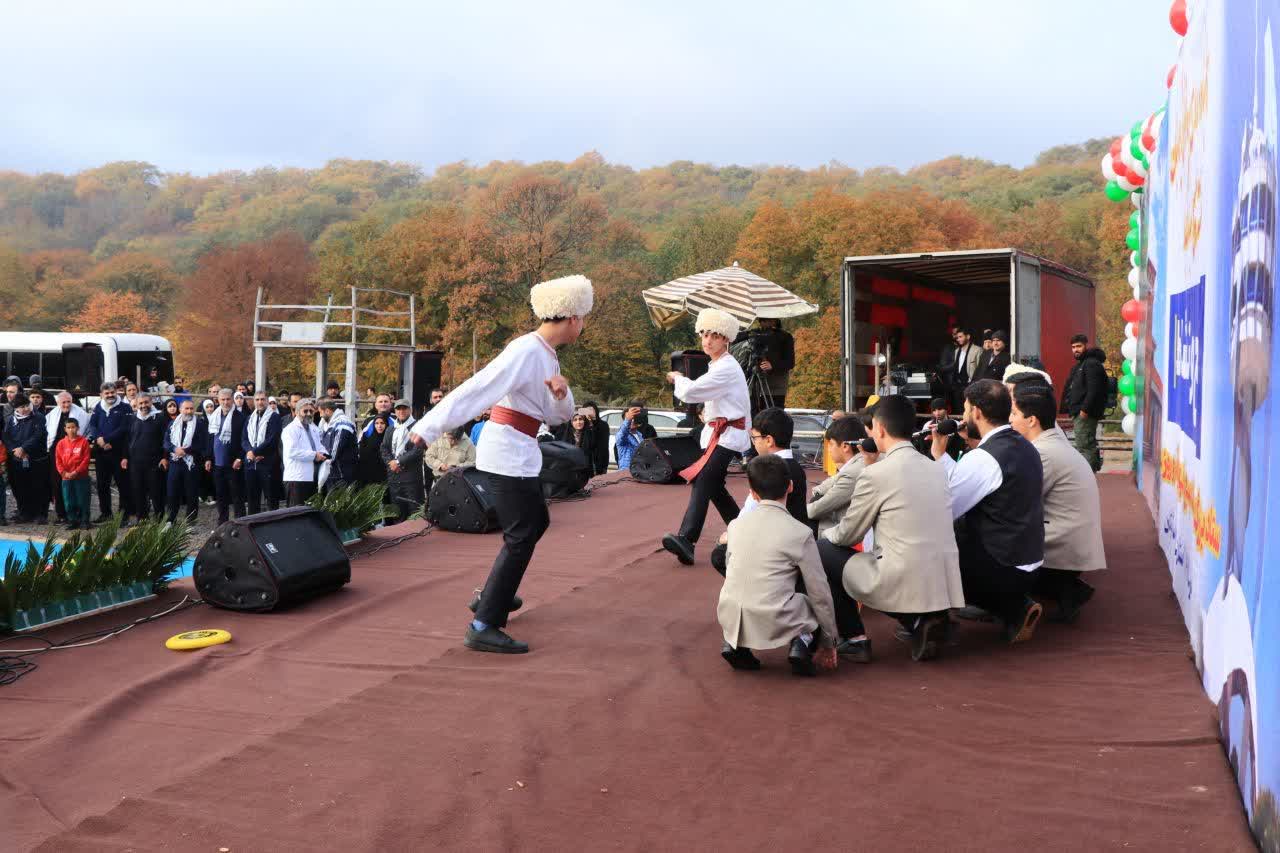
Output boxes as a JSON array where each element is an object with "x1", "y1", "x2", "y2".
[
  {"x1": 194, "y1": 506, "x2": 351, "y2": 612},
  {"x1": 630, "y1": 436, "x2": 702, "y2": 484},
  {"x1": 427, "y1": 467, "x2": 500, "y2": 533},
  {"x1": 539, "y1": 439, "x2": 592, "y2": 499}
]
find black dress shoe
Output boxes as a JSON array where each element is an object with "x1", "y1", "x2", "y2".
[
  {"x1": 1004, "y1": 599, "x2": 1044, "y2": 644},
  {"x1": 836, "y1": 638, "x2": 873, "y2": 663},
  {"x1": 463, "y1": 624, "x2": 529, "y2": 654},
  {"x1": 468, "y1": 592, "x2": 524, "y2": 614},
  {"x1": 721, "y1": 641, "x2": 761, "y2": 671},
  {"x1": 93, "y1": 514, "x2": 113, "y2": 524},
  {"x1": 911, "y1": 615, "x2": 948, "y2": 662},
  {"x1": 953, "y1": 605, "x2": 996, "y2": 622},
  {"x1": 788, "y1": 635, "x2": 817, "y2": 677},
  {"x1": 662, "y1": 533, "x2": 695, "y2": 566},
  {"x1": 1050, "y1": 581, "x2": 1095, "y2": 624}
]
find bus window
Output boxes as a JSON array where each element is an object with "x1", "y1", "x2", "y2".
[
  {"x1": 117, "y1": 351, "x2": 174, "y2": 388},
  {"x1": 11, "y1": 352, "x2": 39, "y2": 382},
  {"x1": 40, "y1": 352, "x2": 66, "y2": 389}
]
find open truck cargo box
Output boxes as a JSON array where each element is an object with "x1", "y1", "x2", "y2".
[{"x1": 839, "y1": 249, "x2": 1095, "y2": 411}]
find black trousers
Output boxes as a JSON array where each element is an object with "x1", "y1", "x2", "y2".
[
  {"x1": 95, "y1": 449, "x2": 131, "y2": 517},
  {"x1": 49, "y1": 450, "x2": 66, "y2": 520},
  {"x1": 129, "y1": 459, "x2": 165, "y2": 519},
  {"x1": 958, "y1": 537, "x2": 1034, "y2": 626},
  {"x1": 1031, "y1": 567, "x2": 1090, "y2": 601},
  {"x1": 475, "y1": 473, "x2": 549, "y2": 629},
  {"x1": 678, "y1": 446, "x2": 740, "y2": 543},
  {"x1": 166, "y1": 462, "x2": 200, "y2": 523},
  {"x1": 816, "y1": 539, "x2": 867, "y2": 638},
  {"x1": 244, "y1": 463, "x2": 278, "y2": 515},
  {"x1": 8, "y1": 459, "x2": 49, "y2": 520},
  {"x1": 286, "y1": 481, "x2": 316, "y2": 507},
  {"x1": 711, "y1": 542, "x2": 728, "y2": 576},
  {"x1": 212, "y1": 465, "x2": 245, "y2": 523}
]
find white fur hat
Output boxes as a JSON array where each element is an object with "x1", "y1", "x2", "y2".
[
  {"x1": 530, "y1": 274, "x2": 594, "y2": 320},
  {"x1": 1003, "y1": 362, "x2": 1052, "y2": 386},
  {"x1": 694, "y1": 307, "x2": 739, "y2": 341}
]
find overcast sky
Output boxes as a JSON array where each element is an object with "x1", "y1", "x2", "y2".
[{"x1": 1, "y1": 0, "x2": 1177, "y2": 176}]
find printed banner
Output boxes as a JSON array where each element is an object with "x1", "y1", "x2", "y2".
[{"x1": 1139, "y1": 2, "x2": 1280, "y2": 847}]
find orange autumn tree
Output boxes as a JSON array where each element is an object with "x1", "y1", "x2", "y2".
[{"x1": 63, "y1": 291, "x2": 158, "y2": 334}]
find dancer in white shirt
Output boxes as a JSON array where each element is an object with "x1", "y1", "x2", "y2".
[
  {"x1": 661, "y1": 308, "x2": 751, "y2": 566},
  {"x1": 410, "y1": 274, "x2": 592, "y2": 654}
]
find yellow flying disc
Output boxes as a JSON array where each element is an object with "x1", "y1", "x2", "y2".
[{"x1": 165, "y1": 629, "x2": 232, "y2": 651}]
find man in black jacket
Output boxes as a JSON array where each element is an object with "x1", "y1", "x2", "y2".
[
  {"x1": 581, "y1": 401, "x2": 611, "y2": 476},
  {"x1": 4, "y1": 394, "x2": 48, "y2": 523},
  {"x1": 1061, "y1": 334, "x2": 1108, "y2": 472},
  {"x1": 242, "y1": 390, "x2": 282, "y2": 514},
  {"x1": 205, "y1": 388, "x2": 247, "y2": 524},
  {"x1": 710, "y1": 407, "x2": 810, "y2": 575},
  {"x1": 122, "y1": 394, "x2": 167, "y2": 522},
  {"x1": 982, "y1": 330, "x2": 1012, "y2": 381}
]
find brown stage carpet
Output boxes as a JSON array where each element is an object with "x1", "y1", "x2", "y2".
[{"x1": 0, "y1": 474, "x2": 1256, "y2": 852}]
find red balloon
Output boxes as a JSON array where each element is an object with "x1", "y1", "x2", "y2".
[
  {"x1": 1170, "y1": 0, "x2": 1188, "y2": 36},
  {"x1": 1110, "y1": 138, "x2": 1123, "y2": 157},
  {"x1": 1129, "y1": 172, "x2": 1146, "y2": 187},
  {"x1": 1142, "y1": 132, "x2": 1156, "y2": 150},
  {"x1": 1167, "y1": 64, "x2": 1176, "y2": 88},
  {"x1": 1113, "y1": 160, "x2": 1130, "y2": 180},
  {"x1": 1121, "y1": 299, "x2": 1146, "y2": 324}
]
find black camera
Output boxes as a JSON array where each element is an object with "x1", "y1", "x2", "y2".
[{"x1": 912, "y1": 418, "x2": 960, "y2": 442}]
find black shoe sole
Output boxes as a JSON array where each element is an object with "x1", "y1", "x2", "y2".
[
  {"x1": 463, "y1": 636, "x2": 529, "y2": 654},
  {"x1": 662, "y1": 534, "x2": 695, "y2": 565},
  {"x1": 912, "y1": 620, "x2": 944, "y2": 662},
  {"x1": 789, "y1": 656, "x2": 817, "y2": 677},
  {"x1": 837, "y1": 645, "x2": 873, "y2": 664},
  {"x1": 721, "y1": 648, "x2": 761, "y2": 671},
  {"x1": 1007, "y1": 602, "x2": 1044, "y2": 644}
]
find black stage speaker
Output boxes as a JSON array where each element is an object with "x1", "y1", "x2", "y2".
[
  {"x1": 670, "y1": 350, "x2": 710, "y2": 406},
  {"x1": 630, "y1": 436, "x2": 702, "y2": 484},
  {"x1": 427, "y1": 466, "x2": 500, "y2": 533},
  {"x1": 194, "y1": 506, "x2": 351, "y2": 612},
  {"x1": 409, "y1": 350, "x2": 443, "y2": 416},
  {"x1": 539, "y1": 439, "x2": 592, "y2": 499}
]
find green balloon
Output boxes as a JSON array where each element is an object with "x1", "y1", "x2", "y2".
[
  {"x1": 1122, "y1": 359, "x2": 1135, "y2": 376},
  {"x1": 1131, "y1": 120, "x2": 1144, "y2": 138},
  {"x1": 1129, "y1": 211, "x2": 1142, "y2": 229},
  {"x1": 1137, "y1": 149, "x2": 1149, "y2": 167},
  {"x1": 1105, "y1": 181, "x2": 1128, "y2": 202},
  {"x1": 1118, "y1": 374, "x2": 1135, "y2": 397},
  {"x1": 1126, "y1": 229, "x2": 1141, "y2": 251}
]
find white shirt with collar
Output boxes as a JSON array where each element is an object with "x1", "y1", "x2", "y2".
[
  {"x1": 672, "y1": 351, "x2": 751, "y2": 454},
  {"x1": 936, "y1": 423, "x2": 1042, "y2": 572},
  {"x1": 281, "y1": 417, "x2": 325, "y2": 483},
  {"x1": 739, "y1": 448, "x2": 793, "y2": 517},
  {"x1": 411, "y1": 332, "x2": 576, "y2": 478}
]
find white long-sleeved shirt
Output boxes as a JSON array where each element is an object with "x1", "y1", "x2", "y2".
[
  {"x1": 673, "y1": 352, "x2": 751, "y2": 454},
  {"x1": 411, "y1": 332, "x2": 575, "y2": 477},
  {"x1": 281, "y1": 417, "x2": 325, "y2": 484},
  {"x1": 936, "y1": 424, "x2": 1042, "y2": 572},
  {"x1": 739, "y1": 448, "x2": 793, "y2": 517}
]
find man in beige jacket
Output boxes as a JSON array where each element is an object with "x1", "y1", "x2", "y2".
[
  {"x1": 1009, "y1": 388, "x2": 1106, "y2": 622},
  {"x1": 719, "y1": 455, "x2": 838, "y2": 677},
  {"x1": 425, "y1": 428, "x2": 476, "y2": 478},
  {"x1": 807, "y1": 416, "x2": 869, "y2": 535},
  {"x1": 819, "y1": 395, "x2": 965, "y2": 662}
]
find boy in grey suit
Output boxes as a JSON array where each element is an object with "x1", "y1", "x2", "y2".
[
  {"x1": 719, "y1": 455, "x2": 838, "y2": 677},
  {"x1": 807, "y1": 416, "x2": 869, "y2": 535}
]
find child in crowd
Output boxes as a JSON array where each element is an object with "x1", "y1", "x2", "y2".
[{"x1": 55, "y1": 418, "x2": 92, "y2": 529}]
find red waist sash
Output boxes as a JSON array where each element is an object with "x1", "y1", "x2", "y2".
[
  {"x1": 679, "y1": 417, "x2": 746, "y2": 482},
  {"x1": 490, "y1": 406, "x2": 540, "y2": 438}
]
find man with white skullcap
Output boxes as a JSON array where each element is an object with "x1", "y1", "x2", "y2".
[
  {"x1": 661, "y1": 307, "x2": 752, "y2": 566},
  {"x1": 410, "y1": 274, "x2": 591, "y2": 654}
]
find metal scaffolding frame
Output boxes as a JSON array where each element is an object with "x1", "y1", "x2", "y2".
[{"x1": 252, "y1": 286, "x2": 419, "y2": 410}]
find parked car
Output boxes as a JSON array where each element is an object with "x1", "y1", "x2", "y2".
[
  {"x1": 599, "y1": 408, "x2": 686, "y2": 466},
  {"x1": 786, "y1": 408, "x2": 831, "y2": 465}
]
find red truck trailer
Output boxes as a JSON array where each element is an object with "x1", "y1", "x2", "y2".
[{"x1": 839, "y1": 249, "x2": 1096, "y2": 412}]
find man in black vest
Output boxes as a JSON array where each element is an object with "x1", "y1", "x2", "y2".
[
  {"x1": 931, "y1": 379, "x2": 1045, "y2": 644},
  {"x1": 121, "y1": 393, "x2": 168, "y2": 522}
]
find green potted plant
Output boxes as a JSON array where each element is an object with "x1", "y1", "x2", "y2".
[{"x1": 306, "y1": 483, "x2": 397, "y2": 544}]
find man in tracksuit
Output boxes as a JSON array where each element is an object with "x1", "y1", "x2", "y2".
[
  {"x1": 242, "y1": 390, "x2": 282, "y2": 514},
  {"x1": 121, "y1": 393, "x2": 168, "y2": 522},
  {"x1": 86, "y1": 381, "x2": 133, "y2": 523},
  {"x1": 205, "y1": 388, "x2": 246, "y2": 524}
]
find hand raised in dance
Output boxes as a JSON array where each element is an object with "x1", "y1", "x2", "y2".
[{"x1": 545, "y1": 375, "x2": 569, "y2": 400}]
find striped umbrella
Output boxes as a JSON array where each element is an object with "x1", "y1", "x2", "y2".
[{"x1": 641, "y1": 262, "x2": 819, "y2": 330}]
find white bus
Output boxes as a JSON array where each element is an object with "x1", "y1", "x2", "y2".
[{"x1": 0, "y1": 332, "x2": 174, "y2": 403}]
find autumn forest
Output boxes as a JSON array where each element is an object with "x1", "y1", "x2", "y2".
[{"x1": 0, "y1": 142, "x2": 1133, "y2": 408}]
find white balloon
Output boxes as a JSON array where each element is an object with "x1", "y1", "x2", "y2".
[
  {"x1": 1121, "y1": 412, "x2": 1137, "y2": 436},
  {"x1": 1116, "y1": 173, "x2": 1137, "y2": 192},
  {"x1": 1101, "y1": 153, "x2": 1118, "y2": 182},
  {"x1": 1131, "y1": 191, "x2": 1142, "y2": 208},
  {"x1": 1131, "y1": 251, "x2": 1140, "y2": 268},
  {"x1": 1133, "y1": 285, "x2": 1142, "y2": 301},
  {"x1": 1125, "y1": 322, "x2": 1138, "y2": 339},
  {"x1": 1121, "y1": 395, "x2": 1134, "y2": 415},
  {"x1": 1121, "y1": 336, "x2": 1138, "y2": 361},
  {"x1": 1128, "y1": 267, "x2": 1140, "y2": 289}
]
